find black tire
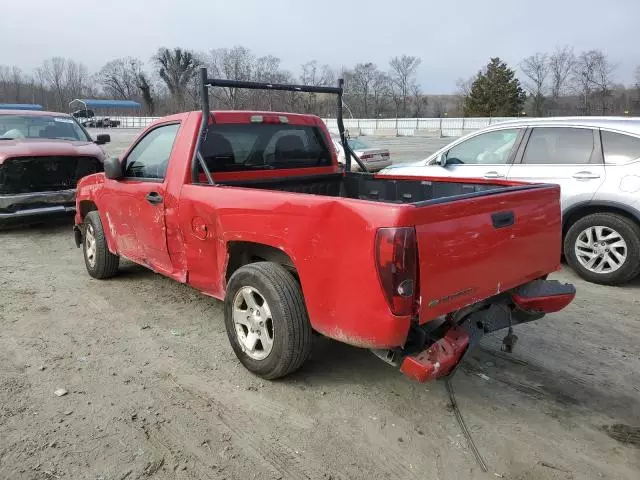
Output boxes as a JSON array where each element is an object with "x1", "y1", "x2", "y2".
[
  {"x1": 564, "y1": 212, "x2": 640, "y2": 285},
  {"x1": 224, "y1": 262, "x2": 312, "y2": 380},
  {"x1": 83, "y1": 211, "x2": 119, "y2": 279}
]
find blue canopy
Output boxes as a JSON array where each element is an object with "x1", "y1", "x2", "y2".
[
  {"x1": 0, "y1": 103, "x2": 44, "y2": 111},
  {"x1": 70, "y1": 99, "x2": 141, "y2": 109}
]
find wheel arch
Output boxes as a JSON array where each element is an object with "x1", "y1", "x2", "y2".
[
  {"x1": 225, "y1": 241, "x2": 297, "y2": 284},
  {"x1": 78, "y1": 200, "x2": 98, "y2": 219},
  {"x1": 562, "y1": 201, "x2": 640, "y2": 239}
]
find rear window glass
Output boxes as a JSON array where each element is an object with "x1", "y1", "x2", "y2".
[
  {"x1": 348, "y1": 138, "x2": 369, "y2": 150},
  {"x1": 522, "y1": 127, "x2": 595, "y2": 165},
  {"x1": 601, "y1": 131, "x2": 640, "y2": 165},
  {"x1": 199, "y1": 124, "x2": 332, "y2": 173}
]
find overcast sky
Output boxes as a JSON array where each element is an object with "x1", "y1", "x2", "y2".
[{"x1": 2, "y1": 0, "x2": 639, "y2": 93}]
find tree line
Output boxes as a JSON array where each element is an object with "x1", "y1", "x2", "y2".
[
  {"x1": 462, "y1": 46, "x2": 640, "y2": 117},
  {"x1": 1, "y1": 45, "x2": 639, "y2": 118}
]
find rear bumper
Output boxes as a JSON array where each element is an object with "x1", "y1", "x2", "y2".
[
  {"x1": 399, "y1": 279, "x2": 575, "y2": 382},
  {"x1": 0, "y1": 189, "x2": 76, "y2": 220}
]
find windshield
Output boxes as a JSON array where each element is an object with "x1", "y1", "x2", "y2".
[
  {"x1": 0, "y1": 114, "x2": 90, "y2": 141},
  {"x1": 347, "y1": 138, "x2": 369, "y2": 150}
]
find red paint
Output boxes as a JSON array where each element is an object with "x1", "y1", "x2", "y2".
[
  {"x1": 400, "y1": 326, "x2": 470, "y2": 382},
  {"x1": 411, "y1": 185, "x2": 563, "y2": 324},
  {"x1": 75, "y1": 109, "x2": 572, "y2": 353},
  {"x1": 512, "y1": 292, "x2": 576, "y2": 313}
]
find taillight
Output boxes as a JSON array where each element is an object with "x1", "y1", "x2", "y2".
[
  {"x1": 381, "y1": 152, "x2": 390, "y2": 158},
  {"x1": 375, "y1": 227, "x2": 418, "y2": 316},
  {"x1": 360, "y1": 153, "x2": 373, "y2": 160}
]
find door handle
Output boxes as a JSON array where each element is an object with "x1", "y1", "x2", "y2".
[
  {"x1": 492, "y1": 210, "x2": 515, "y2": 229},
  {"x1": 573, "y1": 171, "x2": 600, "y2": 180},
  {"x1": 145, "y1": 192, "x2": 163, "y2": 205},
  {"x1": 484, "y1": 171, "x2": 505, "y2": 179}
]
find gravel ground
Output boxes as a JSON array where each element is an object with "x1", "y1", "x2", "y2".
[{"x1": 0, "y1": 130, "x2": 639, "y2": 480}]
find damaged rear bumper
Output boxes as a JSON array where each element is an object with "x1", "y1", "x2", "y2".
[
  {"x1": 0, "y1": 189, "x2": 76, "y2": 220},
  {"x1": 399, "y1": 279, "x2": 575, "y2": 382}
]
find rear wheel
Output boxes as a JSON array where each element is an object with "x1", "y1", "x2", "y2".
[
  {"x1": 224, "y1": 262, "x2": 312, "y2": 379},
  {"x1": 83, "y1": 211, "x2": 119, "y2": 279},
  {"x1": 564, "y1": 212, "x2": 640, "y2": 285}
]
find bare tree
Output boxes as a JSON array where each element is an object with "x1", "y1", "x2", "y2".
[
  {"x1": 455, "y1": 77, "x2": 474, "y2": 115},
  {"x1": 389, "y1": 55, "x2": 421, "y2": 117},
  {"x1": 549, "y1": 46, "x2": 575, "y2": 100},
  {"x1": 208, "y1": 46, "x2": 256, "y2": 109},
  {"x1": 411, "y1": 84, "x2": 427, "y2": 117},
  {"x1": 371, "y1": 71, "x2": 391, "y2": 117},
  {"x1": 455, "y1": 77, "x2": 474, "y2": 98},
  {"x1": 634, "y1": 66, "x2": 640, "y2": 109},
  {"x1": 99, "y1": 58, "x2": 143, "y2": 99},
  {"x1": 253, "y1": 55, "x2": 291, "y2": 110},
  {"x1": 0, "y1": 66, "x2": 26, "y2": 103},
  {"x1": 520, "y1": 53, "x2": 549, "y2": 116},
  {"x1": 573, "y1": 49, "x2": 614, "y2": 114},
  {"x1": 65, "y1": 60, "x2": 90, "y2": 100},
  {"x1": 346, "y1": 62, "x2": 380, "y2": 117},
  {"x1": 39, "y1": 57, "x2": 67, "y2": 110},
  {"x1": 299, "y1": 60, "x2": 334, "y2": 114},
  {"x1": 135, "y1": 72, "x2": 155, "y2": 115},
  {"x1": 36, "y1": 57, "x2": 90, "y2": 110},
  {"x1": 155, "y1": 47, "x2": 201, "y2": 112},
  {"x1": 591, "y1": 51, "x2": 615, "y2": 114}
]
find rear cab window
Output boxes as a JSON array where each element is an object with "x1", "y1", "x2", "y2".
[
  {"x1": 198, "y1": 123, "x2": 332, "y2": 174},
  {"x1": 601, "y1": 130, "x2": 640, "y2": 165}
]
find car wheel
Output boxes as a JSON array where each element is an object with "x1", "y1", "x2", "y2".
[
  {"x1": 83, "y1": 211, "x2": 119, "y2": 279},
  {"x1": 224, "y1": 262, "x2": 312, "y2": 379},
  {"x1": 564, "y1": 212, "x2": 640, "y2": 285}
]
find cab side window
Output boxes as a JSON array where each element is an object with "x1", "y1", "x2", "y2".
[{"x1": 125, "y1": 124, "x2": 180, "y2": 179}]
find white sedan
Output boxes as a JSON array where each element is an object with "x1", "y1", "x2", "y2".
[{"x1": 332, "y1": 136, "x2": 392, "y2": 172}]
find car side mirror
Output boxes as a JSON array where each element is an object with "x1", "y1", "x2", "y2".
[
  {"x1": 103, "y1": 156, "x2": 123, "y2": 180},
  {"x1": 435, "y1": 152, "x2": 448, "y2": 167},
  {"x1": 95, "y1": 134, "x2": 110, "y2": 145}
]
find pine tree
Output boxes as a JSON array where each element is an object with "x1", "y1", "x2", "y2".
[{"x1": 464, "y1": 57, "x2": 526, "y2": 117}]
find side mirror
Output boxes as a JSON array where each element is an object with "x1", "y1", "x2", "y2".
[
  {"x1": 103, "y1": 156, "x2": 123, "y2": 180},
  {"x1": 435, "y1": 152, "x2": 448, "y2": 167},
  {"x1": 95, "y1": 134, "x2": 110, "y2": 145}
]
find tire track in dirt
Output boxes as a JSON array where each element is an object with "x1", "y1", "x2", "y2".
[
  {"x1": 170, "y1": 373, "x2": 335, "y2": 480},
  {"x1": 470, "y1": 341, "x2": 639, "y2": 423}
]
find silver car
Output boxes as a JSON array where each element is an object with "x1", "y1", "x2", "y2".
[
  {"x1": 379, "y1": 117, "x2": 640, "y2": 285},
  {"x1": 332, "y1": 136, "x2": 392, "y2": 172}
]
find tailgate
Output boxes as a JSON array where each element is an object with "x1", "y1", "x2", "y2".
[{"x1": 411, "y1": 184, "x2": 562, "y2": 324}]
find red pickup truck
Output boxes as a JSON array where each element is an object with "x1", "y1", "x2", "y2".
[
  {"x1": 73, "y1": 69, "x2": 575, "y2": 381},
  {"x1": 0, "y1": 109, "x2": 109, "y2": 226}
]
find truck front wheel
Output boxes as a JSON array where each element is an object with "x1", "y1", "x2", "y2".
[
  {"x1": 83, "y1": 211, "x2": 119, "y2": 279},
  {"x1": 224, "y1": 262, "x2": 312, "y2": 379}
]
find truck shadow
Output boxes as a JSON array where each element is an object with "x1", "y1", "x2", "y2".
[
  {"x1": 0, "y1": 214, "x2": 74, "y2": 235},
  {"x1": 298, "y1": 334, "x2": 639, "y2": 427}
]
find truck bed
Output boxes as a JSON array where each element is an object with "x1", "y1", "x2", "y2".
[
  {"x1": 217, "y1": 172, "x2": 516, "y2": 205},
  {"x1": 215, "y1": 171, "x2": 561, "y2": 325}
]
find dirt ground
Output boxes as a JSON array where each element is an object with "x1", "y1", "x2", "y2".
[{"x1": 1, "y1": 133, "x2": 639, "y2": 480}]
